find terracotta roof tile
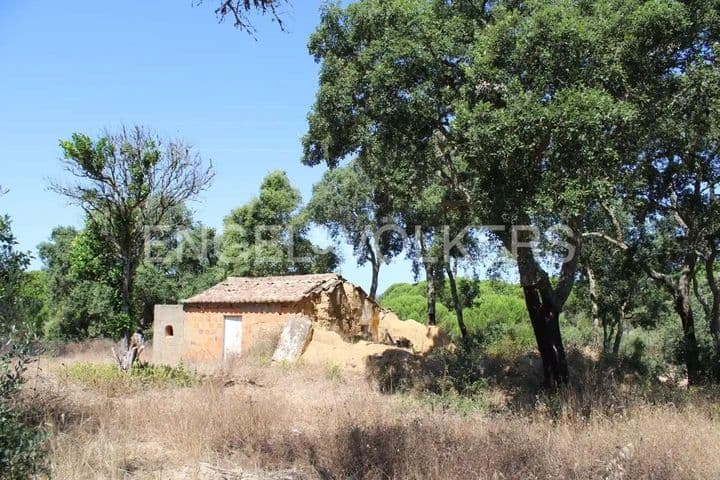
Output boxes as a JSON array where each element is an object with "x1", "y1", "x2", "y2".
[{"x1": 182, "y1": 273, "x2": 344, "y2": 305}]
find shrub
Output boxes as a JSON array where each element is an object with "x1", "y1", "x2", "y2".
[
  {"x1": 0, "y1": 403, "x2": 46, "y2": 479},
  {"x1": 325, "y1": 362, "x2": 344, "y2": 382},
  {"x1": 0, "y1": 343, "x2": 46, "y2": 479}
]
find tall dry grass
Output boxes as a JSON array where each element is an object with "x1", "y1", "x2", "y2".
[{"x1": 19, "y1": 345, "x2": 720, "y2": 479}]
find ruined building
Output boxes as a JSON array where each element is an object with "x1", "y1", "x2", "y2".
[{"x1": 152, "y1": 273, "x2": 382, "y2": 365}]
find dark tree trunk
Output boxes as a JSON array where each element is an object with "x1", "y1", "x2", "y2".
[
  {"x1": 523, "y1": 286, "x2": 569, "y2": 387},
  {"x1": 369, "y1": 261, "x2": 380, "y2": 300},
  {"x1": 612, "y1": 319, "x2": 624, "y2": 357},
  {"x1": 425, "y1": 263, "x2": 437, "y2": 326},
  {"x1": 674, "y1": 293, "x2": 701, "y2": 385},
  {"x1": 610, "y1": 302, "x2": 627, "y2": 357},
  {"x1": 445, "y1": 262, "x2": 468, "y2": 341},
  {"x1": 704, "y1": 246, "x2": 720, "y2": 357},
  {"x1": 365, "y1": 239, "x2": 381, "y2": 300}
]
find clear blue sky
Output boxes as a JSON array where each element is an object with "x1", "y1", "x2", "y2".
[{"x1": 0, "y1": 0, "x2": 422, "y2": 295}]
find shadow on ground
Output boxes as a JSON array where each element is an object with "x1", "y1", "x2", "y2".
[{"x1": 364, "y1": 343, "x2": 703, "y2": 414}]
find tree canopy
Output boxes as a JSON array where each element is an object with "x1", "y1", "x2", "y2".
[
  {"x1": 303, "y1": 0, "x2": 719, "y2": 385},
  {"x1": 50, "y1": 126, "x2": 214, "y2": 336},
  {"x1": 220, "y1": 170, "x2": 339, "y2": 277},
  {"x1": 306, "y1": 159, "x2": 402, "y2": 298}
]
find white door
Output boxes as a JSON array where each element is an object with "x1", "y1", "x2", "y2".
[{"x1": 223, "y1": 316, "x2": 243, "y2": 359}]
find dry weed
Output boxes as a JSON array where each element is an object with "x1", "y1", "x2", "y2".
[{"x1": 20, "y1": 345, "x2": 720, "y2": 479}]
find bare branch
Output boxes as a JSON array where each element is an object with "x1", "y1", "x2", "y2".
[
  {"x1": 582, "y1": 231, "x2": 628, "y2": 250},
  {"x1": 197, "y1": 0, "x2": 288, "y2": 33},
  {"x1": 48, "y1": 125, "x2": 214, "y2": 326}
]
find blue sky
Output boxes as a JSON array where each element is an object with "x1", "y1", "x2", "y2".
[{"x1": 0, "y1": 0, "x2": 419, "y2": 294}]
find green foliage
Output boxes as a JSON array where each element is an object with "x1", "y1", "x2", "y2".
[
  {"x1": 220, "y1": 170, "x2": 339, "y2": 276},
  {"x1": 325, "y1": 362, "x2": 344, "y2": 382},
  {"x1": 15, "y1": 271, "x2": 49, "y2": 337},
  {"x1": 302, "y1": 0, "x2": 720, "y2": 384},
  {"x1": 380, "y1": 282, "x2": 453, "y2": 326},
  {"x1": 0, "y1": 216, "x2": 30, "y2": 331},
  {"x1": 0, "y1": 346, "x2": 45, "y2": 480},
  {"x1": 0, "y1": 214, "x2": 46, "y2": 478},
  {"x1": 61, "y1": 362, "x2": 196, "y2": 395},
  {"x1": 38, "y1": 226, "x2": 117, "y2": 340},
  {"x1": 307, "y1": 159, "x2": 402, "y2": 296},
  {"x1": 0, "y1": 403, "x2": 46, "y2": 480},
  {"x1": 40, "y1": 203, "x2": 223, "y2": 340},
  {"x1": 381, "y1": 279, "x2": 534, "y2": 355}
]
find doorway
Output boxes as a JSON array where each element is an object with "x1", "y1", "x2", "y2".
[{"x1": 223, "y1": 316, "x2": 243, "y2": 360}]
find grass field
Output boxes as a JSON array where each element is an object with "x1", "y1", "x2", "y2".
[{"x1": 17, "y1": 340, "x2": 720, "y2": 479}]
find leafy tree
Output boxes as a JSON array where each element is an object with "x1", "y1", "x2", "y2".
[
  {"x1": 307, "y1": 159, "x2": 402, "y2": 299},
  {"x1": 16, "y1": 271, "x2": 49, "y2": 337},
  {"x1": 401, "y1": 183, "x2": 480, "y2": 340},
  {"x1": 583, "y1": 3, "x2": 719, "y2": 382},
  {"x1": 0, "y1": 215, "x2": 30, "y2": 331},
  {"x1": 579, "y1": 237, "x2": 662, "y2": 356},
  {"x1": 0, "y1": 213, "x2": 45, "y2": 479},
  {"x1": 38, "y1": 226, "x2": 121, "y2": 339},
  {"x1": 138, "y1": 210, "x2": 224, "y2": 322},
  {"x1": 220, "y1": 171, "x2": 339, "y2": 276},
  {"x1": 50, "y1": 126, "x2": 214, "y2": 338},
  {"x1": 41, "y1": 207, "x2": 222, "y2": 338},
  {"x1": 302, "y1": 0, "x2": 714, "y2": 386},
  {"x1": 380, "y1": 279, "x2": 531, "y2": 349}
]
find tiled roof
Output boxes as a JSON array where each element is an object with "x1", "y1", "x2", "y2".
[{"x1": 182, "y1": 273, "x2": 344, "y2": 305}]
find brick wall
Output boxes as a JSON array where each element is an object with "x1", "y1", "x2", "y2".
[{"x1": 182, "y1": 303, "x2": 295, "y2": 363}]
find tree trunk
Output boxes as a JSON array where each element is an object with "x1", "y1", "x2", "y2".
[
  {"x1": 611, "y1": 320, "x2": 624, "y2": 357},
  {"x1": 523, "y1": 285, "x2": 569, "y2": 387},
  {"x1": 705, "y1": 247, "x2": 720, "y2": 357},
  {"x1": 673, "y1": 293, "x2": 701, "y2": 385},
  {"x1": 120, "y1": 255, "x2": 136, "y2": 342},
  {"x1": 602, "y1": 322, "x2": 612, "y2": 354},
  {"x1": 365, "y1": 237, "x2": 381, "y2": 300},
  {"x1": 425, "y1": 263, "x2": 437, "y2": 326},
  {"x1": 369, "y1": 261, "x2": 380, "y2": 300},
  {"x1": 445, "y1": 262, "x2": 468, "y2": 341},
  {"x1": 586, "y1": 266, "x2": 601, "y2": 348},
  {"x1": 611, "y1": 302, "x2": 626, "y2": 357}
]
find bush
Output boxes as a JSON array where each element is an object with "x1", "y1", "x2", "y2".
[
  {"x1": 0, "y1": 344, "x2": 46, "y2": 479},
  {"x1": 0, "y1": 403, "x2": 46, "y2": 479}
]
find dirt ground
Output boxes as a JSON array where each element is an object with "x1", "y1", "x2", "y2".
[{"x1": 300, "y1": 311, "x2": 450, "y2": 372}]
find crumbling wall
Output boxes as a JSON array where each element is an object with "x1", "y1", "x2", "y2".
[
  {"x1": 342, "y1": 283, "x2": 380, "y2": 341},
  {"x1": 301, "y1": 284, "x2": 351, "y2": 338},
  {"x1": 302, "y1": 282, "x2": 381, "y2": 341},
  {"x1": 379, "y1": 310, "x2": 451, "y2": 353}
]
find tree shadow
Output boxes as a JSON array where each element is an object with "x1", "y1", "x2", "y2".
[{"x1": 364, "y1": 343, "x2": 700, "y2": 414}]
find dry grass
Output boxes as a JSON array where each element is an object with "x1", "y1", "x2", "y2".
[{"x1": 17, "y1": 343, "x2": 720, "y2": 479}]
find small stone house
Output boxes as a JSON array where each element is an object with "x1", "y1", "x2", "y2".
[{"x1": 152, "y1": 273, "x2": 382, "y2": 366}]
